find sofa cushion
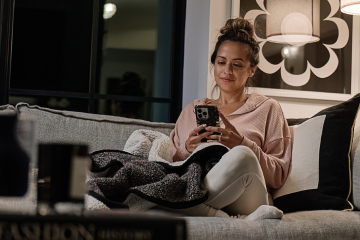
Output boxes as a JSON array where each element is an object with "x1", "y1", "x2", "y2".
[
  {"x1": 184, "y1": 210, "x2": 360, "y2": 240},
  {"x1": 288, "y1": 115, "x2": 360, "y2": 211},
  {"x1": 15, "y1": 103, "x2": 175, "y2": 153},
  {"x1": 0, "y1": 104, "x2": 16, "y2": 116},
  {"x1": 272, "y1": 94, "x2": 360, "y2": 213},
  {"x1": 351, "y1": 126, "x2": 360, "y2": 210}
]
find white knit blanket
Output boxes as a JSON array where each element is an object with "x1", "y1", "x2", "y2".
[
  {"x1": 122, "y1": 129, "x2": 223, "y2": 166},
  {"x1": 123, "y1": 129, "x2": 174, "y2": 164}
]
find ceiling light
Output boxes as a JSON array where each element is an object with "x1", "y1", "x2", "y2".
[{"x1": 104, "y1": 3, "x2": 117, "y2": 19}]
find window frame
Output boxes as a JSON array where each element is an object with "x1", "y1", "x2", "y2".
[
  {"x1": 0, "y1": 0, "x2": 15, "y2": 105},
  {"x1": 0, "y1": 0, "x2": 186, "y2": 123}
]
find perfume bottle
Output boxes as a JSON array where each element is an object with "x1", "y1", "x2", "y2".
[{"x1": 0, "y1": 115, "x2": 30, "y2": 196}]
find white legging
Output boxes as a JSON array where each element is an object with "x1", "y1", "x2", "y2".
[
  {"x1": 204, "y1": 145, "x2": 268, "y2": 215},
  {"x1": 159, "y1": 145, "x2": 269, "y2": 216}
]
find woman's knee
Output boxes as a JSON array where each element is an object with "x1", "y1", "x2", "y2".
[
  {"x1": 221, "y1": 146, "x2": 260, "y2": 175},
  {"x1": 204, "y1": 145, "x2": 265, "y2": 204},
  {"x1": 205, "y1": 145, "x2": 263, "y2": 187},
  {"x1": 232, "y1": 145, "x2": 257, "y2": 161}
]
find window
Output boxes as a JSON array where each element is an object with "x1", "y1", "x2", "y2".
[{"x1": 0, "y1": 0, "x2": 186, "y2": 123}]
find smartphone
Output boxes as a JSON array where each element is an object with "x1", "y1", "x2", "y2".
[{"x1": 195, "y1": 105, "x2": 220, "y2": 142}]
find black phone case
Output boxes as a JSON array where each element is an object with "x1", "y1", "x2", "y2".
[{"x1": 195, "y1": 105, "x2": 220, "y2": 142}]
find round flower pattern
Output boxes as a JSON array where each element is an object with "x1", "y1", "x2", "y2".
[{"x1": 245, "y1": 0, "x2": 349, "y2": 87}]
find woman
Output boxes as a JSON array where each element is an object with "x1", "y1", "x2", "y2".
[{"x1": 169, "y1": 18, "x2": 291, "y2": 218}]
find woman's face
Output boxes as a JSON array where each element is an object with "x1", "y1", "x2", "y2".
[{"x1": 214, "y1": 41, "x2": 256, "y2": 95}]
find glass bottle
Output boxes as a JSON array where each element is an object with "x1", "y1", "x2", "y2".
[{"x1": 0, "y1": 115, "x2": 29, "y2": 196}]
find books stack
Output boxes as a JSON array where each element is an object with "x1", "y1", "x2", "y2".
[{"x1": 0, "y1": 210, "x2": 186, "y2": 240}]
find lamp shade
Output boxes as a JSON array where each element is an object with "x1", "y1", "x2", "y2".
[
  {"x1": 266, "y1": 0, "x2": 320, "y2": 46},
  {"x1": 341, "y1": 0, "x2": 360, "y2": 15}
]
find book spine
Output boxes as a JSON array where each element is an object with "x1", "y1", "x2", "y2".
[{"x1": 0, "y1": 219, "x2": 186, "y2": 240}]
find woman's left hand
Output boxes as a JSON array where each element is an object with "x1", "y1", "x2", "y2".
[{"x1": 205, "y1": 111, "x2": 244, "y2": 149}]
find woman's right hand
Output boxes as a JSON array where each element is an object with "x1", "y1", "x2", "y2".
[{"x1": 185, "y1": 124, "x2": 213, "y2": 153}]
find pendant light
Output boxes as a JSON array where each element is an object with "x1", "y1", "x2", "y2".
[
  {"x1": 266, "y1": 0, "x2": 320, "y2": 46},
  {"x1": 341, "y1": 0, "x2": 360, "y2": 15}
]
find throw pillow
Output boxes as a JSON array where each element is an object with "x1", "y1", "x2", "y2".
[{"x1": 273, "y1": 93, "x2": 360, "y2": 213}]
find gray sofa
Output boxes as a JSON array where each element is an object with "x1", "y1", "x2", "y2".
[{"x1": 1, "y1": 103, "x2": 360, "y2": 240}]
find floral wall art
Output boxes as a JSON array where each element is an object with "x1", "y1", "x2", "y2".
[{"x1": 235, "y1": 0, "x2": 354, "y2": 100}]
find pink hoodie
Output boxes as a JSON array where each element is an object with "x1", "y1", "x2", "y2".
[{"x1": 170, "y1": 93, "x2": 291, "y2": 190}]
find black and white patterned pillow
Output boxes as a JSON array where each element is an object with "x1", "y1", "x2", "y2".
[{"x1": 273, "y1": 94, "x2": 360, "y2": 213}]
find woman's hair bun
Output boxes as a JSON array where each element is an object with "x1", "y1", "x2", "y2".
[{"x1": 219, "y1": 18, "x2": 255, "y2": 40}]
